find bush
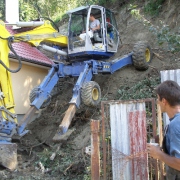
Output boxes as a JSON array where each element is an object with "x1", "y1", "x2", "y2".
[
  {"x1": 116, "y1": 77, "x2": 160, "y2": 100},
  {"x1": 144, "y1": 0, "x2": 166, "y2": 16},
  {"x1": 149, "y1": 23, "x2": 180, "y2": 52}
]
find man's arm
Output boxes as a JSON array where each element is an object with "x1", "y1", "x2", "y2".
[
  {"x1": 91, "y1": 20, "x2": 100, "y2": 31},
  {"x1": 91, "y1": 25, "x2": 100, "y2": 31},
  {"x1": 147, "y1": 144, "x2": 180, "y2": 171}
]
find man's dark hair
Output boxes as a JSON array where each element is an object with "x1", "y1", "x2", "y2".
[
  {"x1": 155, "y1": 80, "x2": 180, "y2": 106},
  {"x1": 90, "y1": 13, "x2": 94, "y2": 17}
]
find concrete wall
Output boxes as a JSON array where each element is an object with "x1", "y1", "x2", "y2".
[{"x1": 10, "y1": 59, "x2": 49, "y2": 114}]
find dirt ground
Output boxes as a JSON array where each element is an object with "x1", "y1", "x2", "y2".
[{"x1": 1, "y1": 0, "x2": 180, "y2": 179}]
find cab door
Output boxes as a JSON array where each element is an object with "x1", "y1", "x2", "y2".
[
  {"x1": 87, "y1": 5, "x2": 106, "y2": 52},
  {"x1": 105, "y1": 9, "x2": 119, "y2": 52}
]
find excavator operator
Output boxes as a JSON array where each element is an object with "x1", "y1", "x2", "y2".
[
  {"x1": 89, "y1": 13, "x2": 100, "y2": 32},
  {"x1": 79, "y1": 13, "x2": 101, "y2": 42}
]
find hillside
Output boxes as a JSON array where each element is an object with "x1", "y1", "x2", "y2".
[{"x1": 2, "y1": 0, "x2": 180, "y2": 179}]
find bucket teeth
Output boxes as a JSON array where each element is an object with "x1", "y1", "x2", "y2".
[{"x1": 0, "y1": 143, "x2": 17, "y2": 171}]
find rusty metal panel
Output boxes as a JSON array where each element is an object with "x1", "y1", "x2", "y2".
[
  {"x1": 91, "y1": 120, "x2": 100, "y2": 180},
  {"x1": 160, "y1": 69, "x2": 180, "y2": 126},
  {"x1": 109, "y1": 101, "x2": 148, "y2": 180},
  {"x1": 110, "y1": 103, "x2": 130, "y2": 179}
]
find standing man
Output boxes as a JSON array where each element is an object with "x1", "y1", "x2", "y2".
[{"x1": 147, "y1": 80, "x2": 180, "y2": 179}]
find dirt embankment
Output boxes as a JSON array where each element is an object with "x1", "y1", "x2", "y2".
[{"x1": 2, "y1": 1, "x2": 180, "y2": 179}]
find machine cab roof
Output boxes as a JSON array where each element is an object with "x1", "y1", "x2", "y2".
[{"x1": 67, "y1": 5, "x2": 119, "y2": 61}]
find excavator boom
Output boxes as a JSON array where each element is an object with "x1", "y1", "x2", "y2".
[{"x1": 0, "y1": 21, "x2": 18, "y2": 170}]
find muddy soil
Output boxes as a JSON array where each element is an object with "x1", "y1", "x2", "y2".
[{"x1": 1, "y1": 0, "x2": 180, "y2": 179}]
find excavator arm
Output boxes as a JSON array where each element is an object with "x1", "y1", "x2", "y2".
[
  {"x1": 0, "y1": 21, "x2": 19, "y2": 123},
  {"x1": 0, "y1": 21, "x2": 19, "y2": 171}
]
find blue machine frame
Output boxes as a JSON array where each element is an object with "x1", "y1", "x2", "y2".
[{"x1": 0, "y1": 52, "x2": 133, "y2": 140}]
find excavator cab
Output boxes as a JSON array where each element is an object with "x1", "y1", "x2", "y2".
[{"x1": 67, "y1": 5, "x2": 119, "y2": 61}]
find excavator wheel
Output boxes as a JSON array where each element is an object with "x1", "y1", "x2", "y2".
[
  {"x1": 132, "y1": 41, "x2": 153, "y2": 70},
  {"x1": 81, "y1": 81, "x2": 101, "y2": 107},
  {"x1": 29, "y1": 86, "x2": 51, "y2": 109}
]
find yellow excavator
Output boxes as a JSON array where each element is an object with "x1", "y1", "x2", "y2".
[
  {"x1": 0, "y1": 5, "x2": 153, "y2": 170},
  {"x1": 0, "y1": 21, "x2": 17, "y2": 121}
]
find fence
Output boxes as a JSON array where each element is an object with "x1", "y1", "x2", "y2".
[{"x1": 91, "y1": 98, "x2": 164, "y2": 180}]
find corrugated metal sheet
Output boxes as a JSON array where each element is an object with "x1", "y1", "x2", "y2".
[
  {"x1": 109, "y1": 101, "x2": 148, "y2": 180},
  {"x1": 160, "y1": 69, "x2": 180, "y2": 85},
  {"x1": 160, "y1": 69, "x2": 180, "y2": 126}
]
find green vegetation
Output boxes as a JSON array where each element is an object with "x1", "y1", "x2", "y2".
[
  {"x1": 19, "y1": 0, "x2": 38, "y2": 21},
  {"x1": 19, "y1": 0, "x2": 75, "y2": 22},
  {"x1": 35, "y1": 147, "x2": 73, "y2": 171},
  {"x1": 0, "y1": 0, "x2": 5, "y2": 21},
  {"x1": 35, "y1": 145, "x2": 91, "y2": 180},
  {"x1": 149, "y1": 23, "x2": 180, "y2": 52},
  {"x1": 144, "y1": 0, "x2": 166, "y2": 16},
  {"x1": 131, "y1": 3, "x2": 180, "y2": 53},
  {"x1": 0, "y1": 0, "x2": 129, "y2": 23},
  {"x1": 116, "y1": 76, "x2": 160, "y2": 100}
]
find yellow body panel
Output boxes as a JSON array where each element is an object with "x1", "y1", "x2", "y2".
[
  {"x1": 0, "y1": 21, "x2": 68, "y2": 123},
  {"x1": 0, "y1": 21, "x2": 16, "y2": 122},
  {"x1": 14, "y1": 21, "x2": 68, "y2": 47}
]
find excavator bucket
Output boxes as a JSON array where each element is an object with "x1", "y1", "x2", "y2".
[{"x1": 0, "y1": 143, "x2": 17, "y2": 170}]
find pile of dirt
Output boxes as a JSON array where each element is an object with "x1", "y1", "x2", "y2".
[{"x1": 1, "y1": 0, "x2": 180, "y2": 179}]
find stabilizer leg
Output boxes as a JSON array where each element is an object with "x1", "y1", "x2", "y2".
[
  {"x1": 52, "y1": 63, "x2": 93, "y2": 143},
  {"x1": 53, "y1": 104, "x2": 76, "y2": 142}
]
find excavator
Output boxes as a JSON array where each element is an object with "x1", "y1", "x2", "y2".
[{"x1": 0, "y1": 5, "x2": 153, "y2": 170}]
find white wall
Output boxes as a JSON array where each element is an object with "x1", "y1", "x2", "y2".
[{"x1": 5, "y1": 0, "x2": 19, "y2": 23}]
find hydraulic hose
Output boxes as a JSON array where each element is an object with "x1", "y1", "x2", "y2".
[
  {"x1": 40, "y1": 17, "x2": 59, "y2": 32},
  {"x1": 0, "y1": 17, "x2": 58, "y2": 73},
  {"x1": 0, "y1": 36, "x2": 22, "y2": 73}
]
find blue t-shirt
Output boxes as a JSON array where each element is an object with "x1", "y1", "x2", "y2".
[{"x1": 166, "y1": 113, "x2": 180, "y2": 158}]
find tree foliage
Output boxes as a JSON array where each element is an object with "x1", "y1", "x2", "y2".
[
  {"x1": 19, "y1": 0, "x2": 100, "y2": 22},
  {"x1": 144, "y1": 0, "x2": 166, "y2": 16},
  {"x1": 1, "y1": 0, "x2": 130, "y2": 23},
  {"x1": 19, "y1": 0, "x2": 38, "y2": 21},
  {"x1": 0, "y1": 0, "x2": 5, "y2": 21}
]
